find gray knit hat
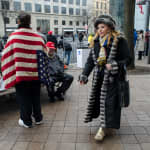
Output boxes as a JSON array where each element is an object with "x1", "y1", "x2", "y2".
[{"x1": 94, "y1": 14, "x2": 116, "y2": 30}]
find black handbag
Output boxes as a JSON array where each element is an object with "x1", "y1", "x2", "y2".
[
  {"x1": 117, "y1": 64, "x2": 130, "y2": 108},
  {"x1": 118, "y1": 80, "x2": 130, "y2": 107}
]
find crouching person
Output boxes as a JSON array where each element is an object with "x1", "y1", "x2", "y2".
[{"x1": 46, "y1": 42, "x2": 74, "y2": 102}]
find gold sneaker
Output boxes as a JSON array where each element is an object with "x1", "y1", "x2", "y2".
[{"x1": 94, "y1": 127, "x2": 105, "y2": 141}]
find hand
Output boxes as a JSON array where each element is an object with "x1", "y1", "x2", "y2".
[{"x1": 106, "y1": 64, "x2": 112, "y2": 71}]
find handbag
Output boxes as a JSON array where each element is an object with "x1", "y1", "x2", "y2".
[
  {"x1": 117, "y1": 64, "x2": 130, "y2": 108},
  {"x1": 118, "y1": 80, "x2": 130, "y2": 107}
]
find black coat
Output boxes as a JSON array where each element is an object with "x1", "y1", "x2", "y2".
[{"x1": 82, "y1": 35, "x2": 131, "y2": 129}]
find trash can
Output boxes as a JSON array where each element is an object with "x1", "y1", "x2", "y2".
[{"x1": 77, "y1": 48, "x2": 90, "y2": 68}]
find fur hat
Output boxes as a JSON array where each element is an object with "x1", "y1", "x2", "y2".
[{"x1": 94, "y1": 14, "x2": 116, "y2": 30}]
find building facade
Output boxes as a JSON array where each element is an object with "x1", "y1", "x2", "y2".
[
  {"x1": 109, "y1": 0, "x2": 124, "y2": 31},
  {"x1": 0, "y1": 0, "x2": 109, "y2": 36}
]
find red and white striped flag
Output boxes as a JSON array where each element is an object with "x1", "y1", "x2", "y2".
[{"x1": 1, "y1": 28, "x2": 46, "y2": 89}]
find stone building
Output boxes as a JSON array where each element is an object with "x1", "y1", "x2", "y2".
[{"x1": 0, "y1": 0, "x2": 109, "y2": 36}]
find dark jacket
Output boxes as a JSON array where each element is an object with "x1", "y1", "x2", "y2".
[
  {"x1": 58, "y1": 40, "x2": 72, "y2": 51},
  {"x1": 82, "y1": 35, "x2": 131, "y2": 129},
  {"x1": 47, "y1": 35, "x2": 58, "y2": 48}
]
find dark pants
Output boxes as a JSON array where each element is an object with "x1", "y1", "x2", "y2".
[
  {"x1": 138, "y1": 51, "x2": 143, "y2": 60},
  {"x1": 15, "y1": 81, "x2": 42, "y2": 126},
  {"x1": 47, "y1": 73, "x2": 74, "y2": 97}
]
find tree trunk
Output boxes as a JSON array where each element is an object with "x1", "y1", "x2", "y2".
[{"x1": 124, "y1": 0, "x2": 136, "y2": 69}]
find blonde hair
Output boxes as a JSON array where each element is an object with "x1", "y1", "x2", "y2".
[{"x1": 89, "y1": 30, "x2": 120, "y2": 48}]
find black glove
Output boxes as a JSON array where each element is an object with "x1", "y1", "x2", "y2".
[{"x1": 78, "y1": 74, "x2": 88, "y2": 84}]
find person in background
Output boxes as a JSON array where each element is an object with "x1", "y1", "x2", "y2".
[
  {"x1": 36, "y1": 26, "x2": 47, "y2": 43},
  {"x1": 1, "y1": 11, "x2": 46, "y2": 128},
  {"x1": 58, "y1": 36, "x2": 72, "y2": 66},
  {"x1": 79, "y1": 14, "x2": 131, "y2": 141},
  {"x1": 46, "y1": 42, "x2": 74, "y2": 102},
  {"x1": 136, "y1": 30, "x2": 145, "y2": 60},
  {"x1": 134, "y1": 29, "x2": 138, "y2": 48},
  {"x1": 47, "y1": 30, "x2": 58, "y2": 50},
  {"x1": 88, "y1": 34, "x2": 94, "y2": 46}
]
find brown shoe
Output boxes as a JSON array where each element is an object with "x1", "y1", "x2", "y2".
[{"x1": 94, "y1": 127, "x2": 105, "y2": 141}]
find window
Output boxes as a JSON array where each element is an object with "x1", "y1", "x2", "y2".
[
  {"x1": 4, "y1": 17, "x2": 9, "y2": 24},
  {"x1": 76, "y1": 0, "x2": 80, "y2": 5},
  {"x1": 96, "y1": 2, "x2": 99, "y2": 9},
  {"x1": 14, "y1": 2, "x2": 21, "y2": 11},
  {"x1": 69, "y1": 8, "x2": 74, "y2": 15},
  {"x1": 1, "y1": 0, "x2": 10, "y2": 10},
  {"x1": 100, "y1": 2, "x2": 103, "y2": 9},
  {"x1": 82, "y1": 9, "x2": 86, "y2": 16},
  {"x1": 83, "y1": 21, "x2": 85, "y2": 26},
  {"x1": 96, "y1": 11, "x2": 98, "y2": 17},
  {"x1": 76, "y1": 8, "x2": 80, "y2": 15},
  {"x1": 44, "y1": 5, "x2": 50, "y2": 13},
  {"x1": 37, "y1": 19, "x2": 50, "y2": 33},
  {"x1": 53, "y1": 6, "x2": 59, "y2": 14},
  {"x1": 82, "y1": 0, "x2": 87, "y2": 6},
  {"x1": 61, "y1": 7, "x2": 66, "y2": 14},
  {"x1": 69, "y1": 0, "x2": 73, "y2": 4},
  {"x1": 54, "y1": 20, "x2": 58, "y2": 25},
  {"x1": 61, "y1": 0, "x2": 66, "y2": 3},
  {"x1": 76, "y1": 21, "x2": 79, "y2": 26},
  {"x1": 53, "y1": 0, "x2": 58, "y2": 2},
  {"x1": 62, "y1": 20, "x2": 66, "y2": 25},
  {"x1": 105, "y1": 3, "x2": 107, "y2": 10},
  {"x1": 54, "y1": 28, "x2": 58, "y2": 35},
  {"x1": 35, "y1": 4, "x2": 41, "y2": 12},
  {"x1": 24, "y1": 3, "x2": 32, "y2": 12},
  {"x1": 69, "y1": 21, "x2": 73, "y2": 26}
]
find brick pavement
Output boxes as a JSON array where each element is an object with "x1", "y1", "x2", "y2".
[{"x1": 1, "y1": 62, "x2": 150, "y2": 150}]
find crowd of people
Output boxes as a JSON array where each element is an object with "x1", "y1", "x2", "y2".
[{"x1": 1, "y1": 11, "x2": 132, "y2": 142}]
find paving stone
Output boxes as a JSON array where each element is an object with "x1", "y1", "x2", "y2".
[
  {"x1": 47, "y1": 134, "x2": 62, "y2": 142},
  {"x1": 123, "y1": 144, "x2": 141, "y2": 150},
  {"x1": 132, "y1": 126, "x2": 147, "y2": 135},
  {"x1": 43, "y1": 142, "x2": 60, "y2": 150},
  {"x1": 141, "y1": 143, "x2": 150, "y2": 150},
  {"x1": 120, "y1": 135, "x2": 138, "y2": 144},
  {"x1": 58, "y1": 143, "x2": 76, "y2": 150},
  {"x1": 61, "y1": 134, "x2": 76, "y2": 143},
  {"x1": 0, "y1": 141, "x2": 15, "y2": 150},
  {"x1": 27, "y1": 142, "x2": 44, "y2": 150},
  {"x1": 32, "y1": 133, "x2": 49, "y2": 142},
  {"x1": 76, "y1": 134, "x2": 90, "y2": 143},
  {"x1": 12, "y1": 142, "x2": 29, "y2": 150},
  {"x1": 136, "y1": 135, "x2": 150, "y2": 143}
]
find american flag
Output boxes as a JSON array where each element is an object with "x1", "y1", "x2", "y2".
[
  {"x1": 36, "y1": 50, "x2": 52, "y2": 86},
  {"x1": 1, "y1": 28, "x2": 46, "y2": 89}
]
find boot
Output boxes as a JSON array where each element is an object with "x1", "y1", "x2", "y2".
[{"x1": 94, "y1": 127, "x2": 106, "y2": 141}]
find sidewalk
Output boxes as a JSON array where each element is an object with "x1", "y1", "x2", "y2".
[{"x1": 0, "y1": 60, "x2": 150, "y2": 150}]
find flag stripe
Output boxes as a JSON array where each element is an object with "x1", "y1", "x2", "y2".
[{"x1": 1, "y1": 28, "x2": 45, "y2": 89}]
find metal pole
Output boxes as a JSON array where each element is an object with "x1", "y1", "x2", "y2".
[{"x1": 146, "y1": 1, "x2": 150, "y2": 64}]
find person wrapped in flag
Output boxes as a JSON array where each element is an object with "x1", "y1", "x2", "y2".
[{"x1": 1, "y1": 12, "x2": 46, "y2": 128}]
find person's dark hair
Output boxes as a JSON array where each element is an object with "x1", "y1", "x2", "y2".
[
  {"x1": 140, "y1": 30, "x2": 144, "y2": 39},
  {"x1": 60, "y1": 35, "x2": 63, "y2": 39},
  {"x1": 37, "y1": 26, "x2": 41, "y2": 31},
  {"x1": 17, "y1": 11, "x2": 31, "y2": 29}
]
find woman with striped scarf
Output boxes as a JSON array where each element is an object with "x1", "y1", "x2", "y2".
[{"x1": 79, "y1": 15, "x2": 131, "y2": 141}]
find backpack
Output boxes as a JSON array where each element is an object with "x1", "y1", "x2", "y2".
[{"x1": 64, "y1": 42, "x2": 72, "y2": 51}]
